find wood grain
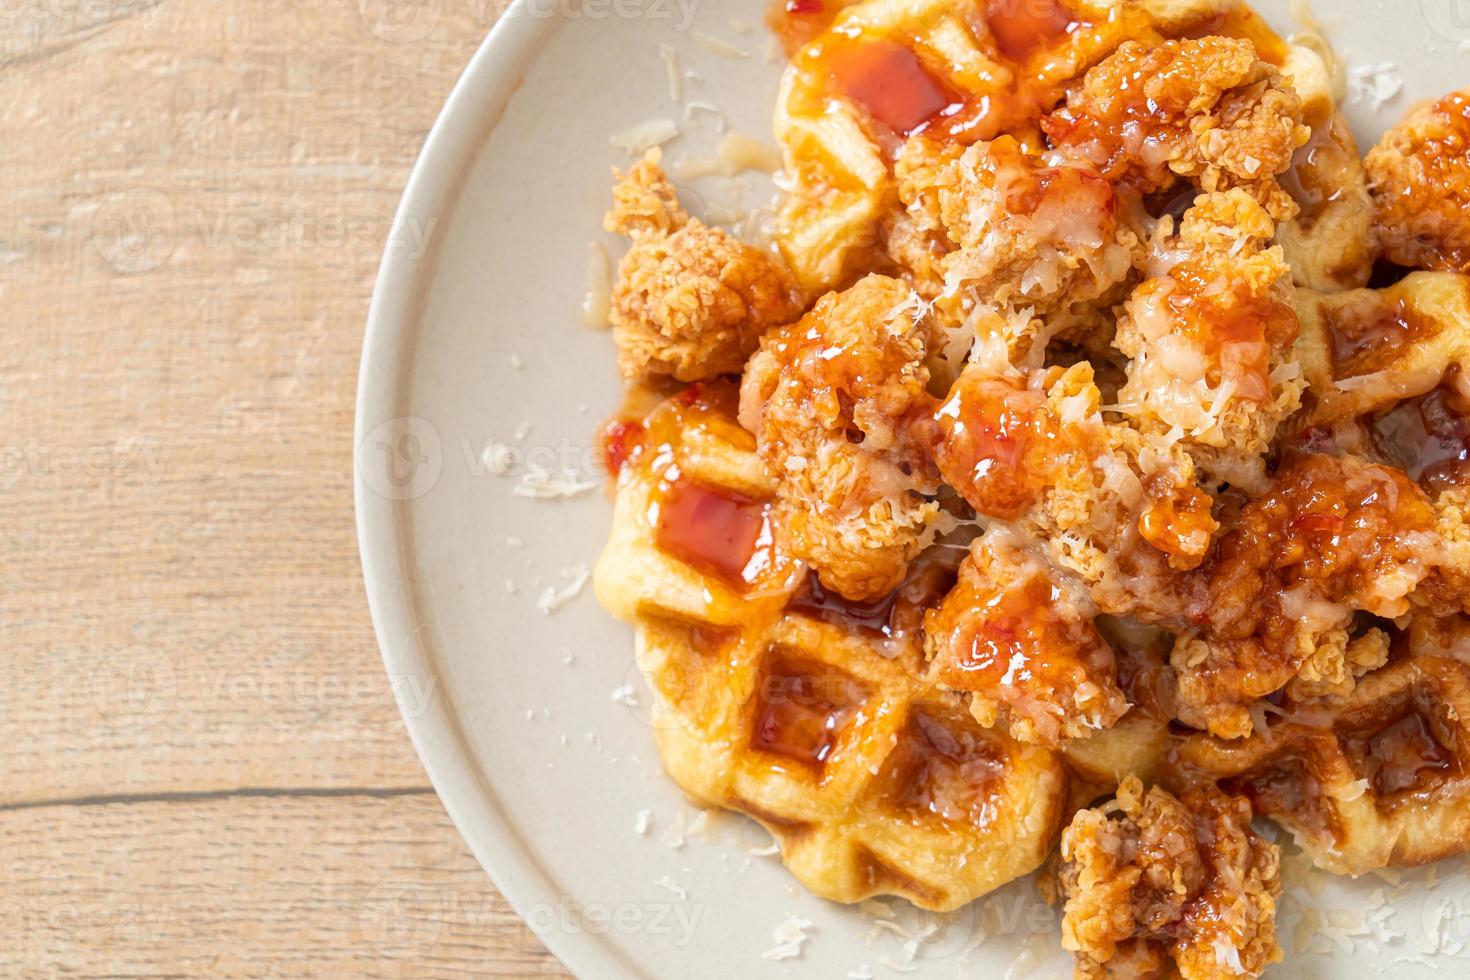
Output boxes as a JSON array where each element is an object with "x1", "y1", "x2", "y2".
[
  {"x1": 0, "y1": 0, "x2": 569, "y2": 972},
  {"x1": 3, "y1": 792, "x2": 564, "y2": 976}
]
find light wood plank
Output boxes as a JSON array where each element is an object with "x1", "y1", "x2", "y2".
[
  {"x1": 0, "y1": 0, "x2": 490, "y2": 802},
  {"x1": 2, "y1": 792, "x2": 571, "y2": 977}
]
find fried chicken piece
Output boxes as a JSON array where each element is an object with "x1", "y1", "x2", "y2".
[
  {"x1": 1052, "y1": 777, "x2": 1283, "y2": 980},
  {"x1": 1173, "y1": 453, "x2": 1445, "y2": 739},
  {"x1": 924, "y1": 529, "x2": 1128, "y2": 747},
  {"x1": 605, "y1": 149, "x2": 687, "y2": 238},
  {"x1": 604, "y1": 149, "x2": 802, "y2": 382},
  {"x1": 1366, "y1": 90, "x2": 1470, "y2": 272},
  {"x1": 1426, "y1": 483, "x2": 1470, "y2": 615},
  {"x1": 926, "y1": 360, "x2": 1216, "y2": 621},
  {"x1": 740, "y1": 274, "x2": 939, "y2": 600},
  {"x1": 1043, "y1": 36, "x2": 1309, "y2": 221},
  {"x1": 895, "y1": 135, "x2": 1143, "y2": 368},
  {"x1": 1113, "y1": 190, "x2": 1304, "y2": 489}
]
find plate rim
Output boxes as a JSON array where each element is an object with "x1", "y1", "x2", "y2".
[{"x1": 353, "y1": 7, "x2": 640, "y2": 978}]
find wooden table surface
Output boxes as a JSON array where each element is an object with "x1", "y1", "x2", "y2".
[{"x1": 1, "y1": 1, "x2": 569, "y2": 974}]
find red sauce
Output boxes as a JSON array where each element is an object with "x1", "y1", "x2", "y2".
[
  {"x1": 821, "y1": 37, "x2": 965, "y2": 136},
  {"x1": 1289, "y1": 512, "x2": 1344, "y2": 536},
  {"x1": 941, "y1": 573, "x2": 1080, "y2": 686},
  {"x1": 984, "y1": 0, "x2": 1076, "y2": 62},
  {"x1": 931, "y1": 375, "x2": 1055, "y2": 520},
  {"x1": 766, "y1": 0, "x2": 863, "y2": 56},
  {"x1": 1224, "y1": 759, "x2": 1337, "y2": 842},
  {"x1": 877, "y1": 709, "x2": 1002, "y2": 824},
  {"x1": 1137, "y1": 477, "x2": 1217, "y2": 567},
  {"x1": 1166, "y1": 262, "x2": 1284, "y2": 401},
  {"x1": 1370, "y1": 385, "x2": 1470, "y2": 491},
  {"x1": 1178, "y1": 4, "x2": 1288, "y2": 66},
  {"x1": 787, "y1": 562, "x2": 955, "y2": 639},
  {"x1": 1359, "y1": 712, "x2": 1454, "y2": 796},
  {"x1": 1326, "y1": 297, "x2": 1419, "y2": 374},
  {"x1": 655, "y1": 478, "x2": 771, "y2": 588},
  {"x1": 789, "y1": 571, "x2": 905, "y2": 636},
  {"x1": 600, "y1": 420, "x2": 644, "y2": 476},
  {"x1": 751, "y1": 651, "x2": 868, "y2": 770}
]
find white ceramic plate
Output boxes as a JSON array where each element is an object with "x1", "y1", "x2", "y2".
[{"x1": 356, "y1": 3, "x2": 1470, "y2": 976}]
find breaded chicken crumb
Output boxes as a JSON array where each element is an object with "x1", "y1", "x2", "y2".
[
  {"x1": 604, "y1": 149, "x2": 802, "y2": 382},
  {"x1": 1052, "y1": 776, "x2": 1283, "y2": 979}
]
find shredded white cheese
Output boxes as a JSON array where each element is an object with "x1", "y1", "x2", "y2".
[
  {"x1": 536, "y1": 564, "x2": 590, "y2": 613},
  {"x1": 1347, "y1": 62, "x2": 1403, "y2": 110},
  {"x1": 692, "y1": 32, "x2": 748, "y2": 59},
  {"x1": 514, "y1": 465, "x2": 596, "y2": 500},
  {"x1": 671, "y1": 132, "x2": 782, "y2": 179},
  {"x1": 762, "y1": 916, "x2": 813, "y2": 961},
  {"x1": 683, "y1": 100, "x2": 727, "y2": 132},
  {"x1": 659, "y1": 43, "x2": 682, "y2": 103},
  {"x1": 1213, "y1": 936, "x2": 1246, "y2": 975},
  {"x1": 653, "y1": 875, "x2": 688, "y2": 899},
  {"x1": 610, "y1": 118, "x2": 680, "y2": 155},
  {"x1": 482, "y1": 443, "x2": 515, "y2": 475},
  {"x1": 582, "y1": 240, "x2": 612, "y2": 329}
]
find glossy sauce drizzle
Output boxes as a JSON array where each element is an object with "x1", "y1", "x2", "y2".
[
  {"x1": 937, "y1": 572, "x2": 1089, "y2": 688},
  {"x1": 818, "y1": 35, "x2": 967, "y2": 137},
  {"x1": 787, "y1": 561, "x2": 956, "y2": 640},
  {"x1": 983, "y1": 0, "x2": 1077, "y2": 62},
  {"x1": 1326, "y1": 296, "x2": 1423, "y2": 375},
  {"x1": 655, "y1": 478, "x2": 774, "y2": 589},
  {"x1": 751, "y1": 651, "x2": 869, "y2": 770},
  {"x1": 931, "y1": 375, "x2": 1057, "y2": 520},
  {"x1": 600, "y1": 419, "x2": 645, "y2": 477},
  {"x1": 1370, "y1": 385, "x2": 1470, "y2": 491},
  {"x1": 877, "y1": 708, "x2": 1002, "y2": 825},
  {"x1": 629, "y1": 379, "x2": 782, "y2": 593},
  {"x1": 1355, "y1": 712, "x2": 1455, "y2": 797},
  {"x1": 1178, "y1": 4, "x2": 1288, "y2": 66},
  {"x1": 1280, "y1": 110, "x2": 1348, "y2": 224}
]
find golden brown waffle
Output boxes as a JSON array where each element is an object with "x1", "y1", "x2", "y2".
[
  {"x1": 595, "y1": 383, "x2": 1070, "y2": 911},
  {"x1": 1276, "y1": 107, "x2": 1374, "y2": 292},
  {"x1": 1174, "y1": 650, "x2": 1470, "y2": 876},
  {"x1": 1294, "y1": 271, "x2": 1470, "y2": 426}
]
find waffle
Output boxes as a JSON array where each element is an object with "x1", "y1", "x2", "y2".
[
  {"x1": 1294, "y1": 271, "x2": 1470, "y2": 426},
  {"x1": 594, "y1": 383, "x2": 1071, "y2": 911},
  {"x1": 1173, "y1": 649, "x2": 1470, "y2": 876},
  {"x1": 1276, "y1": 104, "x2": 1374, "y2": 292},
  {"x1": 771, "y1": 0, "x2": 1330, "y2": 297}
]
